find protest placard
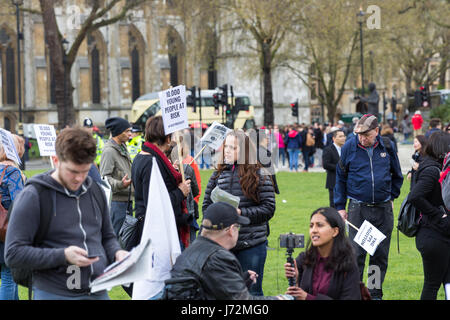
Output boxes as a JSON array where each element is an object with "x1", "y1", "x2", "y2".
[
  {"x1": 159, "y1": 85, "x2": 189, "y2": 135},
  {"x1": 351, "y1": 220, "x2": 386, "y2": 256},
  {"x1": 0, "y1": 128, "x2": 21, "y2": 165},
  {"x1": 34, "y1": 124, "x2": 56, "y2": 156},
  {"x1": 200, "y1": 121, "x2": 232, "y2": 151}
]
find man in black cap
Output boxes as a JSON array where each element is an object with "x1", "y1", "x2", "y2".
[
  {"x1": 100, "y1": 117, "x2": 133, "y2": 236},
  {"x1": 334, "y1": 114, "x2": 403, "y2": 300},
  {"x1": 164, "y1": 202, "x2": 289, "y2": 300}
]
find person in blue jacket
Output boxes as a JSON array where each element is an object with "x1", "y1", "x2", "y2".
[
  {"x1": 284, "y1": 126, "x2": 303, "y2": 172},
  {"x1": 334, "y1": 114, "x2": 403, "y2": 300}
]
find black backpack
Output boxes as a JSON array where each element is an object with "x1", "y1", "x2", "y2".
[{"x1": 7, "y1": 180, "x2": 105, "y2": 300}]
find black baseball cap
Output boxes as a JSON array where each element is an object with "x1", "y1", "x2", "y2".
[{"x1": 202, "y1": 202, "x2": 250, "y2": 230}]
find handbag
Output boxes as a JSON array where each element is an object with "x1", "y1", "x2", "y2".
[
  {"x1": 397, "y1": 196, "x2": 419, "y2": 238},
  {"x1": 0, "y1": 165, "x2": 10, "y2": 242},
  {"x1": 118, "y1": 186, "x2": 142, "y2": 251}
]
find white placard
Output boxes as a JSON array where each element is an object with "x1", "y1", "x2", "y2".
[
  {"x1": 159, "y1": 85, "x2": 189, "y2": 135},
  {"x1": 34, "y1": 124, "x2": 57, "y2": 156},
  {"x1": 200, "y1": 121, "x2": 232, "y2": 151},
  {"x1": 0, "y1": 128, "x2": 21, "y2": 165},
  {"x1": 353, "y1": 220, "x2": 386, "y2": 256}
]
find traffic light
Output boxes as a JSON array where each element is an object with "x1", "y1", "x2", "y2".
[
  {"x1": 213, "y1": 93, "x2": 220, "y2": 115},
  {"x1": 187, "y1": 86, "x2": 196, "y2": 112},
  {"x1": 419, "y1": 86, "x2": 429, "y2": 107},
  {"x1": 219, "y1": 84, "x2": 228, "y2": 106},
  {"x1": 291, "y1": 101, "x2": 298, "y2": 117},
  {"x1": 391, "y1": 97, "x2": 397, "y2": 113}
]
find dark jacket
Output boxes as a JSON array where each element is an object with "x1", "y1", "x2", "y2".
[
  {"x1": 408, "y1": 151, "x2": 424, "y2": 190},
  {"x1": 131, "y1": 148, "x2": 192, "y2": 238},
  {"x1": 295, "y1": 252, "x2": 361, "y2": 300},
  {"x1": 409, "y1": 157, "x2": 450, "y2": 241},
  {"x1": 334, "y1": 135, "x2": 404, "y2": 210},
  {"x1": 169, "y1": 236, "x2": 276, "y2": 300},
  {"x1": 322, "y1": 144, "x2": 340, "y2": 190},
  {"x1": 202, "y1": 165, "x2": 276, "y2": 251},
  {"x1": 285, "y1": 130, "x2": 302, "y2": 149},
  {"x1": 5, "y1": 171, "x2": 121, "y2": 297}
]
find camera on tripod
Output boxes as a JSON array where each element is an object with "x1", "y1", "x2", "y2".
[
  {"x1": 279, "y1": 233, "x2": 304, "y2": 249},
  {"x1": 279, "y1": 233, "x2": 304, "y2": 287}
]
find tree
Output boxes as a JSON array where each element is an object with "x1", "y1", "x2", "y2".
[
  {"x1": 281, "y1": 0, "x2": 360, "y2": 123},
  {"x1": 38, "y1": 0, "x2": 148, "y2": 129},
  {"x1": 385, "y1": 0, "x2": 450, "y2": 109},
  {"x1": 223, "y1": 0, "x2": 297, "y2": 126}
]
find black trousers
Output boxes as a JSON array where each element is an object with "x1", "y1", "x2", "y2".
[
  {"x1": 328, "y1": 188, "x2": 335, "y2": 208},
  {"x1": 415, "y1": 228, "x2": 450, "y2": 300},
  {"x1": 347, "y1": 200, "x2": 393, "y2": 299}
]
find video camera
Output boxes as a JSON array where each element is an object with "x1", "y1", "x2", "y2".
[{"x1": 279, "y1": 233, "x2": 304, "y2": 287}]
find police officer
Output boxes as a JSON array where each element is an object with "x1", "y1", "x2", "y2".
[
  {"x1": 127, "y1": 124, "x2": 144, "y2": 162},
  {"x1": 334, "y1": 114, "x2": 403, "y2": 300},
  {"x1": 83, "y1": 117, "x2": 104, "y2": 167}
]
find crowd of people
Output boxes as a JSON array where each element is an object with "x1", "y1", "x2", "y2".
[{"x1": 0, "y1": 112, "x2": 449, "y2": 301}]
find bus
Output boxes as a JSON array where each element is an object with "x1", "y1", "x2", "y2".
[{"x1": 130, "y1": 89, "x2": 256, "y2": 130}]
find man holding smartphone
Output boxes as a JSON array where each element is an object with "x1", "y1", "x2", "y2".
[{"x1": 5, "y1": 127, "x2": 128, "y2": 300}]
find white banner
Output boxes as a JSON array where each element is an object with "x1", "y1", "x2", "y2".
[
  {"x1": 200, "y1": 121, "x2": 232, "y2": 151},
  {"x1": 353, "y1": 220, "x2": 386, "y2": 256},
  {"x1": 34, "y1": 124, "x2": 57, "y2": 156},
  {"x1": 132, "y1": 157, "x2": 182, "y2": 300},
  {"x1": 0, "y1": 128, "x2": 21, "y2": 165},
  {"x1": 159, "y1": 85, "x2": 189, "y2": 135}
]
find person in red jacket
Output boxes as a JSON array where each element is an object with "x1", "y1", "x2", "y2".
[{"x1": 412, "y1": 111, "x2": 424, "y2": 137}]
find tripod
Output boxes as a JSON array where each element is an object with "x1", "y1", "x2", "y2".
[{"x1": 286, "y1": 247, "x2": 296, "y2": 287}]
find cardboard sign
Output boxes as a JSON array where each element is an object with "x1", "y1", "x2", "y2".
[
  {"x1": 200, "y1": 121, "x2": 232, "y2": 150},
  {"x1": 34, "y1": 124, "x2": 57, "y2": 156},
  {"x1": 0, "y1": 128, "x2": 21, "y2": 165},
  {"x1": 159, "y1": 85, "x2": 189, "y2": 135},
  {"x1": 353, "y1": 220, "x2": 386, "y2": 256}
]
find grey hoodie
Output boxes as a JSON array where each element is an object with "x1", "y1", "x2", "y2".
[{"x1": 4, "y1": 170, "x2": 122, "y2": 297}]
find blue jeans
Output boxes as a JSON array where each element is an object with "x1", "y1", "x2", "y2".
[
  {"x1": 287, "y1": 149, "x2": 299, "y2": 171},
  {"x1": 33, "y1": 287, "x2": 110, "y2": 300},
  {"x1": 111, "y1": 201, "x2": 130, "y2": 236},
  {"x1": 278, "y1": 148, "x2": 286, "y2": 167},
  {"x1": 0, "y1": 263, "x2": 19, "y2": 300},
  {"x1": 234, "y1": 241, "x2": 268, "y2": 296}
]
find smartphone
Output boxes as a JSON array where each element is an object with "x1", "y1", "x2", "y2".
[{"x1": 87, "y1": 252, "x2": 103, "y2": 259}]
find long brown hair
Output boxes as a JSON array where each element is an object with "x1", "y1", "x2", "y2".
[{"x1": 214, "y1": 130, "x2": 263, "y2": 203}]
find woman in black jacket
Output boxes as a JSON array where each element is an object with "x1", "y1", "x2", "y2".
[
  {"x1": 284, "y1": 207, "x2": 361, "y2": 300},
  {"x1": 203, "y1": 130, "x2": 276, "y2": 296},
  {"x1": 409, "y1": 131, "x2": 450, "y2": 300},
  {"x1": 131, "y1": 116, "x2": 192, "y2": 250}
]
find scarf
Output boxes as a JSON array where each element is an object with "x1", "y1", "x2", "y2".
[{"x1": 143, "y1": 141, "x2": 190, "y2": 248}]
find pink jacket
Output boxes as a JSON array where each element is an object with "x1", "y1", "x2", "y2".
[{"x1": 276, "y1": 132, "x2": 285, "y2": 148}]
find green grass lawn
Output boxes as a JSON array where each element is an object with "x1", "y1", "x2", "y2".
[{"x1": 13, "y1": 169, "x2": 445, "y2": 300}]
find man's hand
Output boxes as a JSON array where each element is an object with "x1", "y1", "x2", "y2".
[
  {"x1": 338, "y1": 209, "x2": 348, "y2": 221},
  {"x1": 122, "y1": 174, "x2": 132, "y2": 188},
  {"x1": 64, "y1": 246, "x2": 99, "y2": 267},
  {"x1": 115, "y1": 250, "x2": 129, "y2": 262},
  {"x1": 247, "y1": 270, "x2": 258, "y2": 284}
]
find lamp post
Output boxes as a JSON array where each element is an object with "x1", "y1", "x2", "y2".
[
  {"x1": 11, "y1": 0, "x2": 23, "y2": 129},
  {"x1": 357, "y1": 8, "x2": 365, "y2": 97}
]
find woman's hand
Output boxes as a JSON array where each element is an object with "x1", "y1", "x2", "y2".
[
  {"x1": 178, "y1": 179, "x2": 191, "y2": 197},
  {"x1": 412, "y1": 161, "x2": 419, "y2": 171},
  {"x1": 284, "y1": 259, "x2": 298, "y2": 282},
  {"x1": 286, "y1": 286, "x2": 308, "y2": 300}
]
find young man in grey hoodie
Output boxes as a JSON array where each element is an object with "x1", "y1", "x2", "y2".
[{"x1": 5, "y1": 127, "x2": 128, "y2": 300}]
